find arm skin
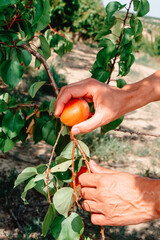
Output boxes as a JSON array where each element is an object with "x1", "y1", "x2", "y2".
[
  {"x1": 54, "y1": 71, "x2": 160, "y2": 226},
  {"x1": 54, "y1": 70, "x2": 160, "y2": 135},
  {"x1": 79, "y1": 160, "x2": 160, "y2": 226}
]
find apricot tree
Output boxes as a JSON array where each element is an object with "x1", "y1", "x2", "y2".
[{"x1": 0, "y1": 0, "x2": 150, "y2": 239}]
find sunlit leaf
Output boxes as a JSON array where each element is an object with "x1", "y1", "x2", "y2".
[
  {"x1": 53, "y1": 187, "x2": 75, "y2": 217},
  {"x1": 51, "y1": 213, "x2": 84, "y2": 240},
  {"x1": 14, "y1": 167, "x2": 37, "y2": 188},
  {"x1": 50, "y1": 160, "x2": 72, "y2": 173}
]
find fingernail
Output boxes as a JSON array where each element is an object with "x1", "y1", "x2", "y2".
[{"x1": 72, "y1": 127, "x2": 80, "y2": 135}]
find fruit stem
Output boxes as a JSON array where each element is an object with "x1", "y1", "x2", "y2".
[{"x1": 70, "y1": 133, "x2": 91, "y2": 173}]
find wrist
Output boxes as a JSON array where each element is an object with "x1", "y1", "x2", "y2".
[{"x1": 120, "y1": 70, "x2": 160, "y2": 115}]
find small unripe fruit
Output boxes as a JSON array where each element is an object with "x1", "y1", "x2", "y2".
[{"x1": 60, "y1": 98, "x2": 90, "y2": 126}]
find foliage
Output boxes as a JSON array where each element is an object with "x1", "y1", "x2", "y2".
[
  {"x1": 51, "y1": 0, "x2": 105, "y2": 39},
  {"x1": 0, "y1": 0, "x2": 150, "y2": 239},
  {"x1": 133, "y1": 35, "x2": 160, "y2": 56}
]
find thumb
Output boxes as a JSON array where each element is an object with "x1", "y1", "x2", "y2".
[
  {"x1": 71, "y1": 112, "x2": 102, "y2": 135},
  {"x1": 89, "y1": 160, "x2": 114, "y2": 174}
]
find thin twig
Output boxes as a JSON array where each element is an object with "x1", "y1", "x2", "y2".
[
  {"x1": 8, "y1": 103, "x2": 40, "y2": 110},
  {"x1": 114, "y1": 127, "x2": 160, "y2": 137},
  {"x1": 70, "y1": 133, "x2": 91, "y2": 173},
  {"x1": 101, "y1": 226, "x2": 105, "y2": 240},
  {"x1": 21, "y1": 44, "x2": 59, "y2": 97},
  {"x1": 71, "y1": 141, "x2": 76, "y2": 212},
  {"x1": 46, "y1": 125, "x2": 64, "y2": 203}
]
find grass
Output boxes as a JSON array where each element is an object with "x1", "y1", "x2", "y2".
[{"x1": 83, "y1": 131, "x2": 132, "y2": 164}]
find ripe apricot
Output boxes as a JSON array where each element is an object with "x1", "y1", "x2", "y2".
[
  {"x1": 75, "y1": 166, "x2": 88, "y2": 186},
  {"x1": 70, "y1": 166, "x2": 88, "y2": 187},
  {"x1": 60, "y1": 98, "x2": 89, "y2": 126}
]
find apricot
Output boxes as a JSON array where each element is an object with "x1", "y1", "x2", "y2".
[{"x1": 60, "y1": 98, "x2": 89, "y2": 126}]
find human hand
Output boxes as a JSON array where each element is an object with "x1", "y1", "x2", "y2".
[
  {"x1": 54, "y1": 78, "x2": 126, "y2": 135},
  {"x1": 79, "y1": 160, "x2": 160, "y2": 226}
]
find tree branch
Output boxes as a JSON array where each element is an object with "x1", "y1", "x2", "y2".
[
  {"x1": 21, "y1": 44, "x2": 59, "y2": 97},
  {"x1": 107, "y1": 0, "x2": 133, "y2": 84}
]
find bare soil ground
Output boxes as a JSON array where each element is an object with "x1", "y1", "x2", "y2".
[{"x1": 0, "y1": 43, "x2": 160, "y2": 240}]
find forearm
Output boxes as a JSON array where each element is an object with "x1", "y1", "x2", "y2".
[{"x1": 120, "y1": 70, "x2": 160, "y2": 115}]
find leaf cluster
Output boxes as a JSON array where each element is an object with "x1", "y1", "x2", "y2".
[{"x1": 14, "y1": 140, "x2": 90, "y2": 238}]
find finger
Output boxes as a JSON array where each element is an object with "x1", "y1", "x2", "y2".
[
  {"x1": 89, "y1": 160, "x2": 115, "y2": 174},
  {"x1": 81, "y1": 187, "x2": 97, "y2": 200},
  {"x1": 71, "y1": 112, "x2": 103, "y2": 135},
  {"x1": 78, "y1": 173, "x2": 99, "y2": 187},
  {"x1": 82, "y1": 200, "x2": 98, "y2": 213},
  {"x1": 91, "y1": 213, "x2": 108, "y2": 226},
  {"x1": 54, "y1": 82, "x2": 93, "y2": 117}
]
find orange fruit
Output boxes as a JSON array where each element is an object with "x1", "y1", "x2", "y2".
[{"x1": 60, "y1": 98, "x2": 89, "y2": 126}]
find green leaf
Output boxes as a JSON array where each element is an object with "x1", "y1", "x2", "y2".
[
  {"x1": 106, "y1": 1, "x2": 126, "y2": 21},
  {"x1": 91, "y1": 67, "x2": 110, "y2": 83},
  {"x1": 0, "y1": 60, "x2": 23, "y2": 88},
  {"x1": 60, "y1": 140, "x2": 90, "y2": 159},
  {"x1": 55, "y1": 156, "x2": 70, "y2": 164},
  {"x1": 133, "y1": 0, "x2": 140, "y2": 11},
  {"x1": 116, "y1": 79, "x2": 127, "y2": 88},
  {"x1": 42, "y1": 203, "x2": 57, "y2": 237},
  {"x1": 50, "y1": 160, "x2": 72, "y2": 173},
  {"x1": 50, "y1": 34, "x2": 73, "y2": 57},
  {"x1": 49, "y1": 98, "x2": 56, "y2": 114},
  {"x1": 21, "y1": 178, "x2": 36, "y2": 204},
  {"x1": 36, "y1": 164, "x2": 47, "y2": 174},
  {"x1": 51, "y1": 213, "x2": 84, "y2": 240},
  {"x1": 21, "y1": 50, "x2": 32, "y2": 67},
  {"x1": 39, "y1": 35, "x2": 51, "y2": 60},
  {"x1": 101, "y1": 116, "x2": 124, "y2": 135},
  {"x1": 39, "y1": 101, "x2": 50, "y2": 112},
  {"x1": 34, "y1": 174, "x2": 46, "y2": 182},
  {"x1": 29, "y1": 81, "x2": 46, "y2": 98},
  {"x1": 34, "y1": 179, "x2": 55, "y2": 198},
  {"x1": 42, "y1": 120, "x2": 57, "y2": 146},
  {"x1": 0, "y1": 100, "x2": 7, "y2": 113},
  {"x1": 137, "y1": 0, "x2": 150, "y2": 17},
  {"x1": 0, "y1": 137, "x2": 15, "y2": 153},
  {"x1": 53, "y1": 187, "x2": 75, "y2": 217},
  {"x1": 96, "y1": 39, "x2": 116, "y2": 67},
  {"x1": 0, "y1": 0, "x2": 18, "y2": 7},
  {"x1": 2, "y1": 110, "x2": 25, "y2": 139},
  {"x1": 35, "y1": 0, "x2": 50, "y2": 31},
  {"x1": 33, "y1": 0, "x2": 43, "y2": 25},
  {"x1": 14, "y1": 167, "x2": 37, "y2": 188},
  {"x1": 130, "y1": 17, "x2": 143, "y2": 38},
  {"x1": 95, "y1": 28, "x2": 111, "y2": 40},
  {"x1": 121, "y1": 28, "x2": 134, "y2": 46}
]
